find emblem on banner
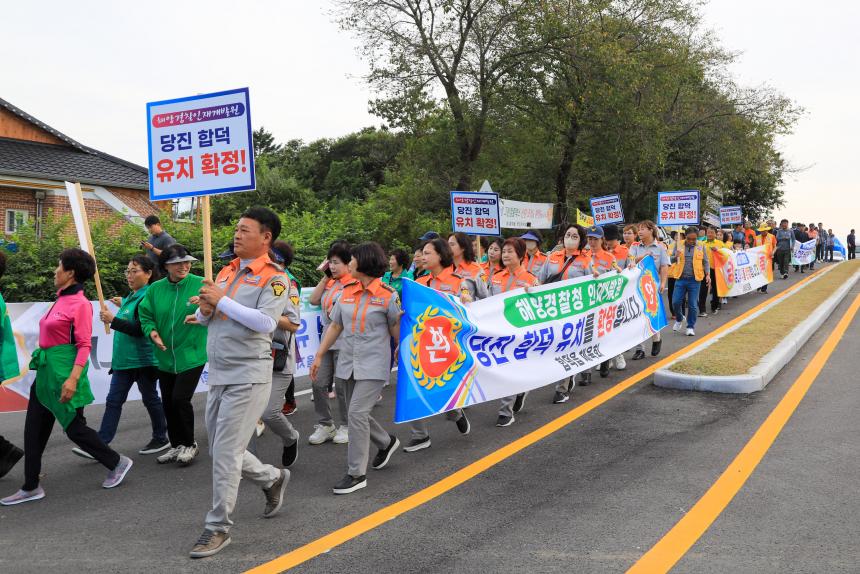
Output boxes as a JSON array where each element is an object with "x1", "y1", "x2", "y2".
[
  {"x1": 637, "y1": 267, "x2": 661, "y2": 320},
  {"x1": 409, "y1": 307, "x2": 467, "y2": 390}
]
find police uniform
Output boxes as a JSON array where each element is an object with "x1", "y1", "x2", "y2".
[
  {"x1": 329, "y1": 278, "x2": 401, "y2": 477},
  {"x1": 629, "y1": 240, "x2": 671, "y2": 356},
  {"x1": 313, "y1": 274, "x2": 354, "y2": 432},
  {"x1": 523, "y1": 250, "x2": 547, "y2": 276},
  {"x1": 537, "y1": 249, "x2": 590, "y2": 284},
  {"x1": 455, "y1": 260, "x2": 489, "y2": 299},
  {"x1": 199, "y1": 254, "x2": 290, "y2": 535}
]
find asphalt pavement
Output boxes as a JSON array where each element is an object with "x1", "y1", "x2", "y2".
[{"x1": 0, "y1": 262, "x2": 856, "y2": 574}]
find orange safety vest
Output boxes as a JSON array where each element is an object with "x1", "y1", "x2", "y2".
[
  {"x1": 490, "y1": 266, "x2": 539, "y2": 294},
  {"x1": 523, "y1": 250, "x2": 547, "y2": 274},
  {"x1": 542, "y1": 249, "x2": 590, "y2": 281},
  {"x1": 417, "y1": 266, "x2": 471, "y2": 297},
  {"x1": 589, "y1": 250, "x2": 618, "y2": 275}
]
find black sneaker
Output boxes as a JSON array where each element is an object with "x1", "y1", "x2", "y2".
[
  {"x1": 0, "y1": 445, "x2": 23, "y2": 479},
  {"x1": 553, "y1": 391, "x2": 569, "y2": 404},
  {"x1": 403, "y1": 436, "x2": 431, "y2": 453},
  {"x1": 495, "y1": 414, "x2": 515, "y2": 427},
  {"x1": 632, "y1": 349, "x2": 646, "y2": 360},
  {"x1": 599, "y1": 361, "x2": 610, "y2": 378},
  {"x1": 455, "y1": 412, "x2": 471, "y2": 435},
  {"x1": 333, "y1": 474, "x2": 367, "y2": 495},
  {"x1": 139, "y1": 438, "x2": 170, "y2": 455},
  {"x1": 282, "y1": 440, "x2": 298, "y2": 468},
  {"x1": 651, "y1": 340, "x2": 662, "y2": 356},
  {"x1": 579, "y1": 372, "x2": 591, "y2": 386},
  {"x1": 371, "y1": 435, "x2": 400, "y2": 470},
  {"x1": 512, "y1": 393, "x2": 527, "y2": 413}
]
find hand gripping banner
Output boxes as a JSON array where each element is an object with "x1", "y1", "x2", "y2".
[{"x1": 395, "y1": 257, "x2": 668, "y2": 423}]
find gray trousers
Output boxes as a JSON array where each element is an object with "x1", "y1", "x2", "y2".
[
  {"x1": 313, "y1": 350, "x2": 348, "y2": 427},
  {"x1": 248, "y1": 373, "x2": 298, "y2": 455},
  {"x1": 498, "y1": 392, "x2": 528, "y2": 418},
  {"x1": 204, "y1": 383, "x2": 282, "y2": 533},
  {"x1": 409, "y1": 409, "x2": 463, "y2": 440},
  {"x1": 339, "y1": 376, "x2": 391, "y2": 477},
  {"x1": 634, "y1": 331, "x2": 662, "y2": 352}
]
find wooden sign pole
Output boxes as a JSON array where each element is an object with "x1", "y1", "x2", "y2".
[
  {"x1": 201, "y1": 195, "x2": 213, "y2": 282},
  {"x1": 70, "y1": 182, "x2": 110, "y2": 334}
]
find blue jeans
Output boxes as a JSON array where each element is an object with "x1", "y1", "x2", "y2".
[
  {"x1": 98, "y1": 366, "x2": 168, "y2": 444},
  {"x1": 672, "y1": 277, "x2": 701, "y2": 328}
]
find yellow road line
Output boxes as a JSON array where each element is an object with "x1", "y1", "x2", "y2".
[
  {"x1": 626, "y1": 292, "x2": 860, "y2": 574},
  {"x1": 244, "y1": 269, "x2": 829, "y2": 574}
]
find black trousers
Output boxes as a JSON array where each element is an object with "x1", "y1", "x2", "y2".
[
  {"x1": 23, "y1": 383, "x2": 119, "y2": 491},
  {"x1": 849, "y1": 246, "x2": 856, "y2": 260},
  {"x1": 158, "y1": 365, "x2": 204, "y2": 448}
]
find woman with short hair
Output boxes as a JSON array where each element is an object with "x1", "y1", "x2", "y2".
[
  {"x1": 2, "y1": 249, "x2": 133, "y2": 505},
  {"x1": 310, "y1": 242, "x2": 402, "y2": 495},
  {"x1": 382, "y1": 248, "x2": 413, "y2": 296}
]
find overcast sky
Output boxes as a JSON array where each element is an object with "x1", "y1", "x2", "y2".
[{"x1": 3, "y1": 1, "x2": 857, "y2": 236}]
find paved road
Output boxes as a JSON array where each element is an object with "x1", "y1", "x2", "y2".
[{"x1": 1, "y1": 263, "x2": 856, "y2": 574}]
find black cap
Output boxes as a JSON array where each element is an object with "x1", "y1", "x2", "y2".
[{"x1": 419, "y1": 231, "x2": 440, "y2": 242}]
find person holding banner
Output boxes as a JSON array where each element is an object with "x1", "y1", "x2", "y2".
[
  {"x1": 755, "y1": 226, "x2": 776, "y2": 293},
  {"x1": 699, "y1": 227, "x2": 724, "y2": 313},
  {"x1": 187, "y1": 207, "x2": 292, "y2": 558},
  {"x1": 310, "y1": 242, "x2": 402, "y2": 495},
  {"x1": 402, "y1": 238, "x2": 475, "y2": 450},
  {"x1": 520, "y1": 231, "x2": 547, "y2": 276},
  {"x1": 0, "y1": 252, "x2": 24, "y2": 479},
  {"x1": 490, "y1": 238, "x2": 540, "y2": 426},
  {"x1": 629, "y1": 221, "x2": 670, "y2": 360},
  {"x1": 2, "y1": 249, "x2": 133, "y2": 506},
  {"x1": 308, "y1": 241, "x2": 354, "y2": 446},
  {"x1": 480, "y1": 238, "x2": 505, "y2": 286},
  {"x1": 537, "y1": 223, "x2": 590, "y2": 285},
  {"x1": 448, "y1": 232, "x2": 489, "y2": 299},
  {"x1": 138, "y1": 244, "x2": 208, "y2": 467},
  {"x1": 79, "y1": 256, "x2": 169, "y2": 457},
  {"x1": 585, "y1": 226, "x2": 624, "y2": 378},
  {"x1": 793, "y1": 225, "x2": 810, "y2": 273},
  {"x1": 623, "y1": 224, "x2": 638, "y2": 248},
  {"x1": 669, "y1": 228, "x2": 710, "y2": 337}
]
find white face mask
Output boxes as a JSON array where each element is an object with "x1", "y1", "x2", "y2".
[{"x1": 563, "y1": 237, "x2": 579, "y2": 250}]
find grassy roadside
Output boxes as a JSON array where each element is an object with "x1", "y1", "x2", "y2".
[{"x1": 670, "y1": 260, "x2": 860, "y2": 376}]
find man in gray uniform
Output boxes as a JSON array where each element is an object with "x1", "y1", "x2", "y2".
[{"x1": 188, "y1": 207, "x2": 291, "y2": 559}]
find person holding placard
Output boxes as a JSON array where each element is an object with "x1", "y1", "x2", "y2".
[
  {"x1": 629, "y1": 221, "x2": 670, "y2": 360},
  {"x1": 189, "y1": 207, "x2": 292, "y2": 558},
  {"x1": 1, "y1": 249, "x2": 133, "y2": 506},
  {"x1": 138, "y1": 244, "x2": 208, "y2": 467},
  {"x1": 307, "y1": 241, "x2": 354, "y2": 446}
]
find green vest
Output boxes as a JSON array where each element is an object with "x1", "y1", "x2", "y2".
[
  {"x1": 111, "y1": 285, "x2": 157, "y2": 371},
  {"x1": 0, "y1": 293, "x2": 20, "y2": 382},
  {"x1": 31, "y1": 345, "x2": 93, "y2": 429}
]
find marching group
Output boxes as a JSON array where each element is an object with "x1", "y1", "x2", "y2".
[{"x1": 0, "y1": 210, "x2": 850, "y2": 559}]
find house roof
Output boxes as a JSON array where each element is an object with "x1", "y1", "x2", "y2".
[{"x1": 0, "y1": 97, "x2": 149, "y2": 190}]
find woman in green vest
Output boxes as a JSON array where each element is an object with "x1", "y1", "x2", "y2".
[
  {"x1": 0, "y1": 251, "x2": 23, "y2": 479},
  {"x1": 1, "y1": 249, "x2": 133, "y2": 506},
  {"x1": 76, "y1": 256, "x2": 168, "y2": 457},
  {"x1": 138, "y1": 244, "x2": 207, "y2": 467}
]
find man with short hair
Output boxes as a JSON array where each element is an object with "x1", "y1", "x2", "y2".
[
  {"x1": 189, "y1": 207, "x2": 291, "y2": 559},
  {"x1": 774, "y1": 219, "x2": 795, "y2": 278},
  {"x1": 669, "y1": 227, "x2": 710, "y2": 337},
  {"x1": 848, "y1": 229, "x2": 856, "y2": 260},
  {"x1": 142, "y1": 215, "x2": 176, "y2": 264}
]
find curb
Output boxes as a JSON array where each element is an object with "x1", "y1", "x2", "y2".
[{"x1": 654, "y1": 265, "x2": 860, "y2": 393}]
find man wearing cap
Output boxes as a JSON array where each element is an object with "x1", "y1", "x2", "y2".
[
  {"x1": 520, "y1": 230, "x2": 547, "y2": 276},
  {"x1": 669, "y1": 227, "x2": 709, "y2": 336},
  {"x1": 188, "y1": 207, "x2": 291, "y2": 559}
]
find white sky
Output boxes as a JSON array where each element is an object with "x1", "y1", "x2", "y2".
[{"x1": 3, "y1": 1, "x2": 857, "y2": 237}]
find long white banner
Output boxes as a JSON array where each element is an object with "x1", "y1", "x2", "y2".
[
  {"x1": 395, "y1": 257, "x2": 668, "y2": 422},
  {"x1": 791, "y1": 238, "x2": 816, "y2": 266}
]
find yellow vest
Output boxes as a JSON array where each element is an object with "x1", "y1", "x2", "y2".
[{"x1": 669, "y1": 242, "x2": 706, "y2": 281}]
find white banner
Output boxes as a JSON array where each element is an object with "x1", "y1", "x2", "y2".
[
  {"x1": 713, "y1": 245, "x2": 773, "y2": 297},
  {"x1": 395, "y1": 257, "x2": 667, "y2": 422},
  {"x1": 590, "y1": 194, "x2": 624, "y2": 225},
  {"x1": 719, "y1": 206, "x2": 743, "y2": 226},
  {"x1": 499, "y1": 199, "x2": 554, "y2": 229},
  {"x1": 791, "y1": 238, "x2": 817, "y2": 265},
  {"x1": 657, "y1": 190, "x2": 700, "y2": 226},
  {"x1": 2, "y1": 294, "x2": 323, "y2": 411}
]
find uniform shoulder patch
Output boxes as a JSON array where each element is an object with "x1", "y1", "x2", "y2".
[
  {"x1": 271, "y1": 279, "x2": 287, "y2": 297},
  {"x1": 378, "y1": 282, "x2": 395, "y2": 293}
]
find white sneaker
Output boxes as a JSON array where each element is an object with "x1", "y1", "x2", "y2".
[
  {"x1": 256, "y1": 420, "x2": 265, "y2": 437},
  {"x1": 157, "y1": 446, "x2": 181, "y2": 464},
  {"x1": 333, "y1": 426, "x2": 349, "y2": 444},
  {"x1": 308, "y1": 424, "x2": 336, "y2": 445},
  {"x1": 614, "y1": 354, "x2": 626, "y2": 370},
  {"x1": 686, "y1": 328, "x2": 695, "y2": 336},
  {"x1": 673, "y1": 321, "x2": 684, "y2": 332},
  {"x1": 177, "y1": 443, "x2": 199, "y2": 466}
]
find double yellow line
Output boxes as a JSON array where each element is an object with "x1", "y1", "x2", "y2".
[{"x1": 245, "y1": 269, "x2": 831, "y2": 574}]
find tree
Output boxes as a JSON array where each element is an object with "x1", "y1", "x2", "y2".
[{"x1": 253, "y1": 126, "x2": 282, "y2": 158}]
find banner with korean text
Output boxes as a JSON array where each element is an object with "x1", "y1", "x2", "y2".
[
  {"x1": 590, "y1": 194, "x2": 624, "y2": 225},
  {"x1": 657, "y1": 190, "x2": 700, "y2": 226},
  {"x1": 394, "y1": 257, "x2": 667, "y2": 422},
  {"x1": 450, "y1": 191, "x2": 501, "y2": 236},
  {"x1": 791, "y1": 238, "x2": 817, "y2": 266},
  {"x1": 712, "y1": 245, "x2": 773, "y2": 297},
  {"x1": 499, "y1": 199, "x2": 553, "y2": 229},
  {"x1": 576, "y1": 208, "x2": 594, "y2": 227}
]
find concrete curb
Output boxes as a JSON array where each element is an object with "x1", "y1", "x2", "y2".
[{"x1": 654, "y1": 264, "x2": 860, "y2": 393}]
